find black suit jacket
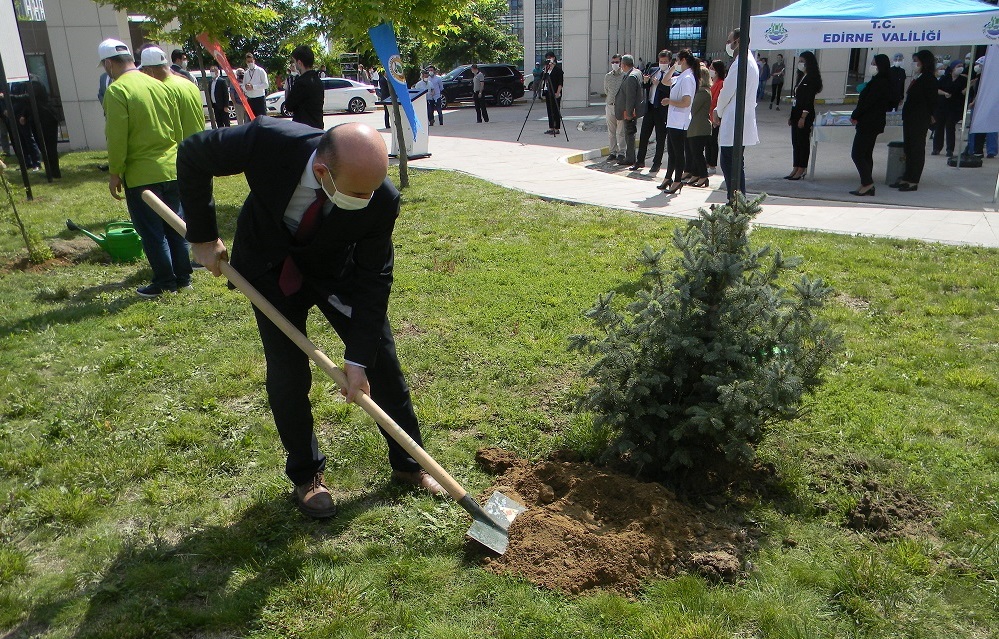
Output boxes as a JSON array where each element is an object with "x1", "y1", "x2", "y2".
[
  {"x1": 643, "y1": 69, "x2": 671, "y2": 111},
  {"x1": 285, "y1": 69, "x2": 325, "y2": 129},
  {"x1": 178, "y1": 117, "x2": 400, "y2": 367},
  {"x1": 902, "y1": 73, "x2": 938, "y2": 129},
  {"x1": 852, "y1": 74, "x2": 893, "y2": 134},
  {"x1": 790, "y1": 74, "x2": 819, "y2": 125},
  {"x1": 211, "y1": 77, "x2": 229, "y2": 109}
]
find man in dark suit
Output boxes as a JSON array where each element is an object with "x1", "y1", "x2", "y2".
[
  {"x1": 209, "y1": 66, "x2": 230, "y2": 128},
  {"x1": 632, "y1": 49, "x2": 672, "y2": 172},
  {"x1": 615, "y1": 54, "x2": 646, "y2": 166},
  {"x1": 178, "y1": 119, "x2": 444, "y2": 519},
  {"x1": 284, "y1": 45, "x2": 325, "y2": 129}
]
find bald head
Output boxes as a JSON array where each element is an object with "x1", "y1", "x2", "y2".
[{"x1": 313, "y1": 122, "x2": 388, "y2": 198}]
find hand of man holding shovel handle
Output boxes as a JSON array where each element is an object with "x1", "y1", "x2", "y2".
[{"x1": 178, "y1": 118, "x2": 445, "y2": 520}]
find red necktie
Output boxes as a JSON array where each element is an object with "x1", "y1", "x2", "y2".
[{"x1": 278, "y1": 188, "x2": 328, "y2": 296}]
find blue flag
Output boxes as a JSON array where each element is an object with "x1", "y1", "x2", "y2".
[{"x1": 368, "y1": 23, "x2": 420, "y2": 135}]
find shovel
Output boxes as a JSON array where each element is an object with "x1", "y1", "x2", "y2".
[{"x1": 141, "y1": 190, "x2": 525, "y2": 554}]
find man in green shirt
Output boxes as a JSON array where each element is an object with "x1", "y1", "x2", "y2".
[
  {"x1": 139, "y1": 46, "x2": 204, "y2": 140},
  {"x1": 100, "y1": 38, "x2": 192, "y2": 298}
]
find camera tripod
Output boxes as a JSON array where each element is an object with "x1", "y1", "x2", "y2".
[{"x1": 517, "y1": 62, "x2": 569, "y2": 142}]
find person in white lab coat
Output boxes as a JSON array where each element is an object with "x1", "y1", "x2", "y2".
[{"x1": 712, "y1": 27, "x2": 759, "y2": 201}]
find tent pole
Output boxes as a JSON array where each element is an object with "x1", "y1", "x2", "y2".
[
  {"x1": 731, "y1": 0, "x2": 751, "y2": 202},
  {"x1": 956, "y1": 46, "x2": 973, "y2": 171}
]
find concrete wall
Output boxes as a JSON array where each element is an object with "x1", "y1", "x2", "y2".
[{"x1": 44, "y1": 0, "x2": 129, "y2": 151}]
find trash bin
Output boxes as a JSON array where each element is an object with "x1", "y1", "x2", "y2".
[{"x1": 885, "y1": 141, "x2": 905, "y2": 186}]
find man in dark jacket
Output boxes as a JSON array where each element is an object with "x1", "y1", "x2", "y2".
[
  {"x1": 209, "y1": 65, "x2": 230, "y2": 128},
  {"x1": 284, "y1": 45, "x2": 325, "y2": 129},
  {"x1": 615, "y1": 54, "x2": 646, "y2": 166},
  {"x1": 179, "y1": 118, "x2": 444, "y2": 519},
  {"x1": 543, "y1": 51, "x2": 563, "y2": 135}
]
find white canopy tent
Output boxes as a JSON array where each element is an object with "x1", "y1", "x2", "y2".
[{"x1": 749, "y1": 0, "x2": 999, "y2": 204}]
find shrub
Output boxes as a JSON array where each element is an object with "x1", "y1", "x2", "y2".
[{"x1": 569, "y1": 195, "x2": 841, "y2": 476}]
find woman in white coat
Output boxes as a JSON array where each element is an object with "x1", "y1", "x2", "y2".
[{"x1": 711, "y1": 27, "x2": 759, "y2": 201}]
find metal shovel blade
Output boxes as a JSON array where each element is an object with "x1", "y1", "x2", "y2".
[{"x1": 465, "y1": 491, "x2": 527, "y2": 555}]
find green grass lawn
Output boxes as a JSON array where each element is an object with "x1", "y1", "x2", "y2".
[{"x1": 1, "y1": 151, "x2": 997, "y2": 638}]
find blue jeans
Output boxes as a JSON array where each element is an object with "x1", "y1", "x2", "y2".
[
  {"x1": 720, "y1": 146, "x2": 746, "y2": 201},
  {"x1": 124, "y1": 180, "x2": 192, "y2": 290}
]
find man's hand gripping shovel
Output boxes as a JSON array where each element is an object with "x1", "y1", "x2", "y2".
[{"x1": 142, "y1": 190, "x2": 525, "y2": 553}]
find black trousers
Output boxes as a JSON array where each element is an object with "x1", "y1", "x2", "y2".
[
  {"x1": 901, "y1": 120, "x2": 929, "y2": 184},
  {"x1": 213, "y1": 105, "x2": 230, "y2": 128},
  {"x1": 636, "y1": 107, "x2": 666, "y2": 166},
  {"x1": 687, "y1": 135, "x2": 710, "y2": 178},
  {"x1": 791, "y1": 122, "x2": 812, "y2": 168},
  {"x1": 851, "y1": 129, "x2": 879, "y2": 186},
  {"x1": 665, "y1": 127, "x2": 687, "y2": 183},
  {"x1": 707, "y1": 126, "x2": 719, "y2": 167},
  {"x1": 545, "y1": 92, "x2": 561, "y2": 130},
  {"x1": 247, "y1": 96, "x2": 267, "y2": 118},
  {"x1": 720, "y1": 146, "x2": 746, "y2": 200},
  {"x1": 39, "y1": 112, "x2": 60, "y2": 178},
  {"x1": 770, "y1": 81, "x2": 784, "y2": 106},
  {"x1": 473, "y1": 93, "x2": 489, "y2": 122},
  {"x1": 251, "y1": 272, "x2": 423, "y2": 486},
  {"x1": 932, "y1": 113, "x2": 958, "y2": 155}
]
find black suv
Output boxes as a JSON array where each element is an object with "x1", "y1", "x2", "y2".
[{"x1": 440, "y1": 64, "x2": 525, "y2": 106}]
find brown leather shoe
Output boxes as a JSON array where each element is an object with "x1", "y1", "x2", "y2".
[
  {"x1": 294, "y1": 472, "x2": 337, "y2": 519},
  {"x1": 391, "y1": 469, "x2": 446, "y2": 496}
]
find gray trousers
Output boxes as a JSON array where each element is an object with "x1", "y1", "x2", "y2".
[{"x1": 606, "y1": 103, "x2": 626, "y2": 154}]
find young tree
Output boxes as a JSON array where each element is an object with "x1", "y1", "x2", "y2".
[
  {"x1": 428, "y1": 0, "x2": 523, "y2": 69},
  {"x1": 570, "y1": 196, "x2": 842, "y2": 477}
]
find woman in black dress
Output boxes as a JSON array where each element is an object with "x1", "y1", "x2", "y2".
[
  {"x1": 892, "y1": 50, "x2": 938, "y2": 192},
  {"x1": 849, "y1": 54, "x2": 894, "y2": 196},
  {"x1": 784, "y1": 50, "x2": 822, "y2": 180}
]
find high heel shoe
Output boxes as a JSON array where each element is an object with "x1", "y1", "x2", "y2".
[
  {"x1": 849, "y1": 186, "x2": 875, "y2": 196},
  {"x1": 782, "y1": 172, "x2": 798, "y2": 180},
  {"x1": 665, "y1": 182, "x2": 684, "y2": 195},
  {"x1": 679, "y1": 173, "x2": 693, "y2": 183},
  {"x1": 656, "y1": 179, "x2": 672, "y2": 190},
  {"x1": 690, "y1": 177, "x2": 709, "y2": 188},
  {"x1": 786, "y1": 173, "x2": 804, "y2": 181},
  {"x1": 898, "y1": 183, "x2": 918, "y2": 192}
]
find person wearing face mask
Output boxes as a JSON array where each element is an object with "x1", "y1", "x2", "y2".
[
  {"x1": 931, "y1": 60, "x2": 967, "y2": 158},
  {"x1": 603, "y1": 54, "x2": 626, "y2": 161},
  {"x1": 242, "y1": 52, "x2": 269, "y2": 118},
  {"x1": 707, "y1": 59, "x2": 726, "y2": 174},
  {"x1": 170, "y1": 49, "x2": 196, "y2": 84},
  {"x1": 889, "y1": 53, "x2": 907, "y2": 111},
  {"x1": 965, "y1": 56, "x2": 999, "y2": 159},
  {"x1": 656, "y1": 50, "x2": 698, "y2": 194},
  {"x1": 891, "y1": 50, "x2": 938, "y2": 192},
  {"x1": 711, "y1": 27, "x2": 759, "y2": 201},
  {"x1": 179, "y1": 119, "x2": 446, "y2": 519},
  {"x1": 784, "y1": 51, "x2": 822, "y2": 180},
  {"x1": 631, "y1": 49, "x2": 673, "y2": 172},
  {"x1": 209, "y1": 65, "x2": 230, "y2": 128},
  {"x1": 848, "y1": 54, "x2": 894, "y2": 196},
  {"x1": 542, "y1": 51, "x2": 564, "y2": 135},
  {"x1": 426, "y1": 66, "x2": 444, "y2": 126},
  {"x1": 284, "y1": 45, "x2": 324, "y2": 130}
]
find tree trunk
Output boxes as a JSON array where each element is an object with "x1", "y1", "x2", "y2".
[{"x1": 384, "y1": 80, "x2": 409, "y2": 188}]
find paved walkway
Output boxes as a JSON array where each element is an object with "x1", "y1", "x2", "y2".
[{"x1": 332, "y1": 101, "x2": 999, "y2": 247}]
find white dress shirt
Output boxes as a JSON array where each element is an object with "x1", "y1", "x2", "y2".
[
  {"x1": 713, "y1": 52, "x2": 760, "y2": 147},
  {"x1": 666, "y1": 68, "x2": 696, "y2": 129},
  {"x1": 242, "y1": 65, "x2": 269, "y2": 98}
]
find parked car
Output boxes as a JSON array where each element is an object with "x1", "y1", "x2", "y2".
[
  {"x1": 439, "y1": 64, "x2": 525, "y2": 106},
  {"x1": 266, "y1": 77, "x2": 377, "y2": 116}
]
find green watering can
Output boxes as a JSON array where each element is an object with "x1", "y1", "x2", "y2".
[{"x1": 66, "y1": 219, "x2": 144, "y2": 262}]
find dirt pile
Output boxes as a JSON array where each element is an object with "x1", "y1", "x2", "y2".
[{"x1": 474, "y1": 448, "x2": 758, "y2": 595}]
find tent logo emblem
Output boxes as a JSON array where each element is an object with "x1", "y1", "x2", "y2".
[
  {"x1": 985, "y1": 16, "x2": 999, "y2": 40},
  {"x1": 388, "y1": 54, "x2": 406, "y2": 84},
  {"x1": 765, "y1": 23, "x2": 789, "y2": 46}
]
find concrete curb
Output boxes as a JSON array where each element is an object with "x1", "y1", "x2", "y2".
[{"x1": 563, "y1": 147, "x2": 609, "y2": 164}]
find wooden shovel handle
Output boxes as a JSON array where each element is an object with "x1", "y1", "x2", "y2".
[{"x1": 141, "y1": 190, "x2": 469, "y2": 501}]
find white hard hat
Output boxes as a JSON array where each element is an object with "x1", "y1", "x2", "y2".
[
  {"x1": 139, "y1": 46, "x2": 169, "y2": 67},
  {"x1": 97, "y1": 38, "x2": 131, "y2": 62}
]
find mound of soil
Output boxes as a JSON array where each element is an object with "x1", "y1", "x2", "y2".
[{"x1": 473, "y1": 448, "x2": 758, "y2": 595}]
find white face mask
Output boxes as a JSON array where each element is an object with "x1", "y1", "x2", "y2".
[
  {"x1": 181, "y1": 60, "x2": 188, "y2": 70},
  {"x1": 709, "y1": 69, "x2": 716, "y2": 79},
  {"x1": 915, "y1": 63, "x2": 922, "y2": 74},
  {"x1": 974, "y1": 64, "x2": 982, "y2": 74},
  {"x1": 954, "y1": 66, "x2": 965, "y2": 75},
  {"x1": 319, "y1": 168, "x2": 373, "y2": 210},
  {"x1": 725, "y1": 42, "x2": 736, "y2": 57},
  {"x1": 869, "y1": 65, "x2": 878, "y2": 74},
  {"x1": 611, "y1": 62, "x2": 620, "y2": 71},
  {"x1": 659, "y1": 63, "x2": 670, "y2": 71},
  {"x1": 797, "y1": 62, "x2": 805, "y2": 72}
]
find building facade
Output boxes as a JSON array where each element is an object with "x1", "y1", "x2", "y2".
[{"x1": 516, "y1": 0, "x2": 978, "y2": 109}]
